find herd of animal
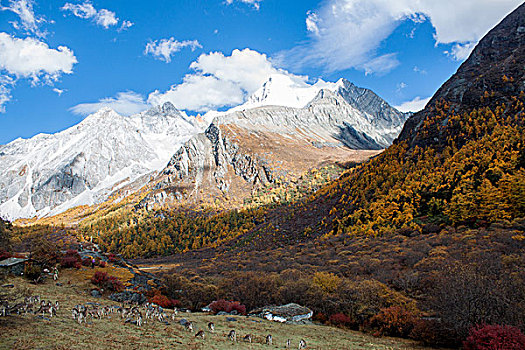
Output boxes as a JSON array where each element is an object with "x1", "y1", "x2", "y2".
[
  {"x1": 2, "y1": 297, "x2": 308, "y2": 349},
  {"x1": 0, "y1": 295, "x2": 59, "y2": 318}
]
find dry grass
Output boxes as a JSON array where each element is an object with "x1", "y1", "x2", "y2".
[{"x1": 1, "y1": 271, "x2": 432, "y2": 350}]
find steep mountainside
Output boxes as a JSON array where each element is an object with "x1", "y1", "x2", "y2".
[
  {"x1": 0, "y1": 103, "x2": 204, "y2": 220},
  {"x1": 141, "y1": 81, "x2": 408, "y2": 209},
  {"x1": 399, "y1": 3, "x2": 525, "y2": 147}
]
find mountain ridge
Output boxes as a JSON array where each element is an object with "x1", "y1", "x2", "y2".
[
  {"x1": 139, "y1": 81, "x2": 407, "y2": 210},
  {"x1": 0, "y1": 76, "x2": 407, "y2": 221}
]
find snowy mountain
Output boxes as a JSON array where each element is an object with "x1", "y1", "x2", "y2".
[
  {"x1": 0, "y1": 75, "x2": 409, "y2": 220},
  {"x1": 219, "y1": 75, "x2": 408, "y2": 148},
  {"x1": 145, "y1": 77, "x2": 409, "y2": 209},
  {"x1": 230, "y1": 74, "x2": 343, "y2": 110},
  {"x1": 0, "y1": 102, "x2": 205, "y2": 220}
]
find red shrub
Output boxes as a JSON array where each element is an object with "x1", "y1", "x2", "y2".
[
  {"x1": 0, "y1": 249, "x2": 11, "y2": 260},
  {"x1": 107, "y1": 254, "x2": 117, "y2": 263},
  {"x1": 91, "y1": 271, "x2": 108, "y2": 284},
  {"x1": 60, "y1": 256, "x2": 80, "y2": 268},
  {"x1": 463, "y1": 324, "x2": 525, "y2": 350},
  {"x1": 410, "y1": 319, "x2": 459, "y2": 347},
  {"x1": 82, "y1": 258, "x2": 92, "y2": 266},
  {"x1": 149, "y1": 293, "x2": 180, "y2": 309},
  {"x1": 369, "y1": 306, "x2": 417, "y2": 337},
  {"x1": 107, "y1": 276, "x2": 124, "y2": 292},
  {"x1": 60, "y1": 250, "x2": 82, "y2": 268},
  {"x1": 90, "y1": 271, "x2": 124, "y2": 292},
  {"x1": 209, "y1": 299, "x2": 246, "y2": 315},
  {"x1": 99, "y1": 261, "x2": 107, "y2": 268},
  {"x1": 209, "y1": 299, "x2": 229, "y2": 313},
  {"x1": 229, "y1": 301, "x2": 246, "y2": 315},
  {"x1": 313, "y1": 312, "x2": 328, "y2": 323},
  {"x1": 329, "y1": 313, "x2": 356, "y2": 328}
]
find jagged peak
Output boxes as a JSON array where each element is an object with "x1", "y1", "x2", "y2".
[
  {"x1": 307, "y1": 88, "x2": 346, "y2": 107},
  {"x1": 145, "y1": 101, "x2": 184, "y2": 118}
]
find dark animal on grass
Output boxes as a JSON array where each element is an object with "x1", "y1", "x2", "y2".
[
  {"x1": 299, "y1": 339, "x2": 307, "y2": 349},
  {"x1": 184, "y1": 321, "x2": 193, "y2": 332},
  {"x1": 228, "y1": 329, "x2": 236, "y2": 342},
  {"x1": 195, "y1": 330, "x2": 205, "y2": 339}
]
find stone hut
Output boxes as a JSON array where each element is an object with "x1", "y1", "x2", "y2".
[
  {"x1": 249, "y1": 303, "x2": 313, "y2": 323},
  {"x1": 0, "y1": 257, "x2": 28, "y2": 276}
]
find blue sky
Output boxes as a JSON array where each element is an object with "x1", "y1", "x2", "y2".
[{"x1": 0, "y1": 0, "x2": 522, "y2": 144}]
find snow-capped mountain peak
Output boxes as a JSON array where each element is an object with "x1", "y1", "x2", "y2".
[
  {"x1": 0, "y1": 103, "x2": 207, "y2": 220},
  {"x1": 235, "y1": 74, "x2": 337, "y2": 110}
]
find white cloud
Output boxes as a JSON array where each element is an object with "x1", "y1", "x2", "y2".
[
  {"x1": 61, "y1": 1, "x2": 128, "y2": 29},
  {"x1": 70, "y1": 91, "x2": 149, "y2": 116},
  {"x1": 147, "y1": 48, "x2": 305, "y2": 112},
  {"x1": 445, "y1": 42, "x2": 477, "y2": 61},
  {"x1": 361, "y1": 54, "x2": 400, "y2": 76},
  {"x1": 94, "y1": 8, "x2": 118, "y2": 28},
  {"x1": 413, "y1": 66, "x2": 427, "y2": 74},
  {"x1": 396, "y1": 82, "x2": 407, "y2": 93},
  {"x1": 0, "y1": 75, "x2": 15, "y2": 113},
  {"x1": 144, "y1": 38, "x2": 202, "y2": 63},
  {"x1": 0, "y1": 0, "x2": 46, "y2": 37},
  {"x1": 189, "y1": 49, "x2": 288, "y2": 93},
  {"x1": 119, "y1": 20, "x2": 134, "y2": 32},
  {"x1": 417, "y1": 1, "x2": 522, "y2": 45},
  {"x1": 61, "y1": 2, "x2": 97, "y2": 19},
  {"x1": 148, "y1": 75, "x2": 243, "y2": 112},
  {"x1": 395, "y1": 96, "x2": 431, "y2": 113},
  {"x1": 280, "y1": 0, "x2": 522, "y2": 74},
  {"x1": 53, "y1": 87, "x2": 64, "y2": 96},
  {"x1": 225, "y1": 0, "x2": 262, "y2": 10},
  {"x1": 305, "y1": 11, "x2": 319, "y2": 35},
  {"x1": 0, "y1": 32, "x2": 77, "y2": 84}
]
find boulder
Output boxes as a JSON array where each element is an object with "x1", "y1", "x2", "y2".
[
  {"x1": 109, "y1": 291, "x2": 147, "y2": 305},
  {"x1": 90, "y1": 289, "x2": 101, "y2": 298},
  {"x1": 249, "y1": 303, "x2": 313, "y2": 323}
]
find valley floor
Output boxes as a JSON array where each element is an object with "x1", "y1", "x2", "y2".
[{"x1": 0, "y1": 270, "x2": 434, "y2": 350}]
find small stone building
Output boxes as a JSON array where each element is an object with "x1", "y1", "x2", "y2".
[
  {"x1": 249, "y1": 303, "x2": 313, "y2": 323},
  {"x1": 0, "y1": 257, "x2": 28, "y2": 276}
]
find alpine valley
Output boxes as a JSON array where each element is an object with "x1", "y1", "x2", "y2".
[{"x1": 1, "y1": 2, "x2": 525, "y2": 350}]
